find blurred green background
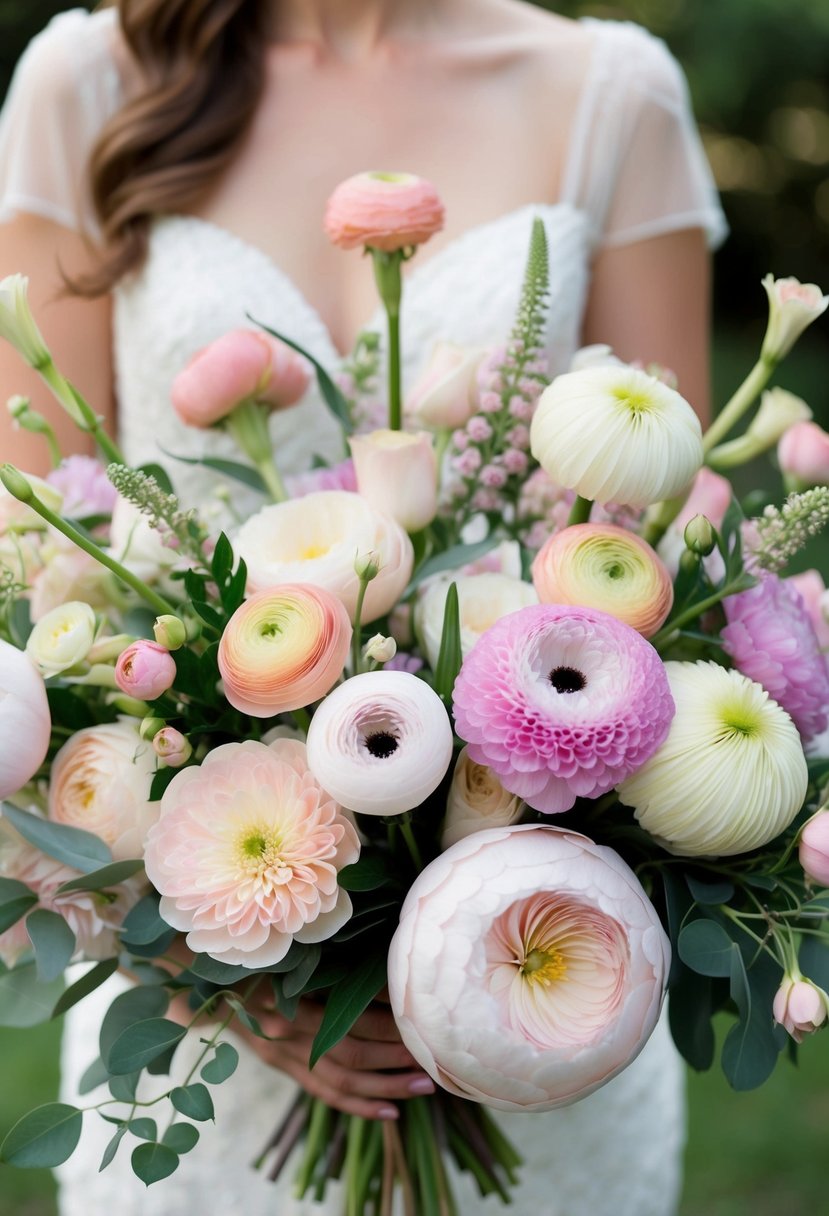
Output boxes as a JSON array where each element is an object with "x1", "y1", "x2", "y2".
[{"x1": 1, "y1": 2, "x2": 828, "y2": 1214}]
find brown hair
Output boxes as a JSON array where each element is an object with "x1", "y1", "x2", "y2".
[{"x1": 78, "y1": 0, "x2": 269, "y2": 294}]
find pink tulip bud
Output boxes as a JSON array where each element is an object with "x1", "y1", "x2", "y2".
[
  {"x1": 171, "y1": 330, "x2": 310, "y2": 428},
  {"x1": 799, "y1": 812, "x2": 829, "y2": 886},
  {"x1": 115, "y1": 640, "x2": 177, "y2": 702},
  {"x1": 778, "y1": 420, "x2": 829, "y2": 490},
  {"x1": 405, "y1": 342, "x2": 486, "y2": 431},
  {"x1": 773, "y1": 974, "x2": 829, "y2": 1042},
  {"x1": 349, "y1": 429, "x2": 438, "y2": 532},
  {"x1": 152, "y1": 727, "x2": 192, "y2": 768},
  {"x1": 323, "y1": 171, "x2": 444, "y2": 253},
  {"x1": 674, "y1": 466, "x2": 732, "y2": 534}
]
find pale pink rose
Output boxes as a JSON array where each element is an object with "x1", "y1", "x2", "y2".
[
  {"x1": 152, "y1": 727, "x2": 192, "y2": 768},
  {"x1": 773, "y1": 974, "x2": 829, "y2": 1043},
  {"x1": 388, "y1": 825, "x2": 670, "y2": 1111},
  {"x1": 778, "y1": 420, "x2": 829, "y2": 490},
  {"x1": 405, "y1": 342, "x2": 486, "y2": 430},
  {"x1": 788, "y1": 570, "x2": 829, "y2": 650},
  {"x1": 761, "y1": 275, "x2": 828, "y2": 361},
  {"x1": 49, "y1": 719, "x2": 159, "y2": 860},
  {"x1": 799, "y1": 812, "x2": 829, "y2": 886},
  {"x1": 0, "y1": 640, "x2": 50, "y2": 800},
  {"x1": 218, "y1": 584, "x2": 351, "y2": 717},
  {"x1": 323, "y1": 171, "x2": 444, "y2": 253},
  {"x1": 144, "y1": 739, "x2": 360, "y2": 965},
  {"x1": 674, "y1": 466, "x2": 732, "y2": 533},
  {"x1": 349, "y1": 429, "x2": 438, "y2": 532},
  {"x1": 115, "y1": 640, "x2": 177, "y2": 702},
  {"x1": 172, "y1": 329, "x2": 310, "y2": 428}
]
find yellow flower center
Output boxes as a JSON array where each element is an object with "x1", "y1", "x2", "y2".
[
  {"x1": 613, "y1": 387, "x2": 655, "y2": 418},
  {"x1": 300, "y1": 543, "x2": 329, "y2": 560},
  {"x1": 521, "y1": 946, "x2": 568, "y2": 986},
  {"x1": 237, "y1": 826, "x2": 293, "y2": 884}
]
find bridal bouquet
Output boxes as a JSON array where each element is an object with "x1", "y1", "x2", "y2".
[{"x1": 1, "y1": 171, "x2": 828, "y2": 1213}]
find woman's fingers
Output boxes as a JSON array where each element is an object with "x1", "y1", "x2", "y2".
[
  {"x1": 324, "y1": 1035, "x2": 418, "y2": 1072},
  {"x1": 276, "y1": 1054, "x2": 404, "y2": 1121}
]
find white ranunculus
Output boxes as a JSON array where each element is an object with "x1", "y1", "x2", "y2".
[
  {"x1": 0, "y1": 639, "x2": 51, "y2": 799},
  {"x1": 618, "y1": 661, "x2": 808, "y2": 857},
  {"x1": 0, "y1": 274, "x2": 50, "y2": 367},
  {"x1": 530, "y1": 365, "x2": 703, "y2": 509},
  {"x1": 416, "y1": 573, "x2": 538, "y2": 668},
  {"x1": 441, "y1": 746, "x2": 524, "y2": 847},
  {"x1": 388, "y1": 824, "x2": 670, "y2": 1111},
  {"x1": 26, "y1": 601, "x2": 97, "y2": 678}
]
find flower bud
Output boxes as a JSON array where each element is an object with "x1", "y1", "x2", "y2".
[
  {"x1": 354, "y1": 550, "x2": 382, "y2": 582},
  {"x1": 153, "y1": 614, "x2": 187, "y2": 650},
  {"x1": 0, "y1": 275, "x2": 50, "y2": 368},
  {"x1": 799, "y1": 812, "x2": 829, "y2": 887},
  {"x1": 115, "y1": 640, "x2": 177, "y2": 702},
  {"x1": 773, "y1": 973, "x2": 829, "y2": 1043},
  {"x1": 405, "y1": 342, "x2": 486, "y2": 430},
  {"x1": 349, "y1": 429, "x2": 438, "y2": 532},
  {"x1": 87, "y1": 633, "x2": 135, "y2": 664},
  {"x1": 7, "y1": 394, "x2": 29, "y2": 419},
  {"x1": 778, "y1": 420, "x2": 829, "y2": 492},
  {"x1": 761, "y1": 275, "x2": 828, "y2": 362},
  {"x1": 707, "y1": 388, "x2": 813, "y2": 470},
  {"x1": 364, "y1": 634, "x2": 397, "y2": 664},
  {"x1": 152, "y1": 726, "x2": 192, "y2": 768},
  {"x1": 0, "y1": 463, "x2": 34, "y2": 503},
  {"x1": 139, "y1": 716, "x2": 167, "y2": 742},
  {"x1": 324, "y1": 171, "x2": 445, "y2": 253},
  {"x1": 683, "y1": 514, "x2": 716, "y2": 557}
]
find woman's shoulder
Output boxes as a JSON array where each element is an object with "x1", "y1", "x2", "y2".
[{"x1": 9, "y1": 6, "x2": 132, "y2": 116}]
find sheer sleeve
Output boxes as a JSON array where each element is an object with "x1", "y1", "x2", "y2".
[
  {"x1": 564, "y1": 21, "x2": 728, "y2": 253},
  {"x1": 0, "y1": 7, "x2": 123, "y2": 239}
]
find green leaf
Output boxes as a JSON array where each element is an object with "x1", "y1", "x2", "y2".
[
  {"x1": 433, "y1": 582, "x2": 462, "y2": 707},
  {"x1": 56, "y1": 860, "x2": 144, "y2": 895},
  {"x1": 200, "y1": 1042, "x2": 239, "y2": 1084},
  {"x1": 222, "y1": 559, "x2": 248, "y2": 615},
  {"x1": 107, "y1": 1018, "x2": 186, "y2": 1075},
  {"x1": 99, "y1": 1124, "x2": 127, "y2": 1171},
  {"x1": 337, "y1": 856, "x2": 394, "y2": 892},
  {"x1": 210, "y1": 532, "x2": 234, "y2": 585},
  {"x1": 225, "y1": 997, "x2": 269, "y2": 1038},
  {"x1": 26, "y1": 910, "x2": 76, "y2": 982},
  {"x1": 282, "y1": 945, "x2": 321, "y2": 1000},
  {"x1": 661, "y1": 870, "x2": 695, "y2": 989},
  {"x1": 120, "y1": 895, "x2": 175, "y2": 949},
  {"x1": 127, "y1": 1118, "x2": 157, "y2": 1142},
  {"x1": 162, "y1": 1123, "x2": 200, "y2": 1155},
  {"x1": 270, "y1": 976, "x2": 301, "y2": 1021},
  {"x1": 721, "y1": 941, "x2": 780, "y2": 1090},
  {"x1": 108, "y1": 1072, "x2": 140, "y2": 1104},
  {"x1": 191, "y1": 599, "x2": 225, "y2": 631},
  {"x1": 668, "y1": 967, "x2": 717, "y2": 1071},
  {"x1": 0, "y1": 1103, "x2": 83, "y2": 1168},
  {"x1": 160, "y1": 449, "x2": 267, "y2": 493},
  {"x1": 46, "y1": 686, "x2": 96, "y2": 729},
  {"x1": 52, "y1": 958, "x2": 119, "y2": 1019},
  {"x1": 685, "y1": 876, "x2": 736, "y2": 906},
  {"x1": 131, "y1": 1141, "x2": 180, "y2": 1185},
  {"x1": 187, "y1": 955, "x2": 264, "y2": 986},
  {"x1": 0, "y1": 961, "x2": 65, "y2": 1028},
  {"x1": 678, "y1": 918, "x2": 735, "y2": 978},
  {"x1": 406, "y1": 538, "x2": 496, "y2": 595},
  {"x1": 252, "y1": 317, "x2": 353, "y2": 434},
  {"x1": 1, "y1": 803, "x2": 112, "y2": 874},
  {"x1": 78, "y1": 1057, "x2": 110, "y2": 1095},
  {"x1": 148, "y1": 767, "x2": 182, "y2": 807},
  {"x1": 0, "y1": 877, "x2": 37, "y2": 934},
  {"x1": 170, "y1": 1083, "x2": 214, "y2": 1122},
  {"x1": 799, "y1": 936, "x2": 829, "y2": 990},
  {"x1": 309, "y1": 952, "x2": 387, "y2": 1068},
  {"x1": 99, "y1": 985, "x2": 170, "y2": 1063}
]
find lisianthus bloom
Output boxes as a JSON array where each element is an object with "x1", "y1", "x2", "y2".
[
  {"x1": 441, "y1": 746, "x2": 524, "y2": 848},
  {"x1": 349, "y1": 429, "x2": 438, "y2": 532},
  {"x1": 799, "y1": 812, "x2": 829, "y2": 887},
  {"x1": 143, "y1": 739, "x2": 360, "y2": 966},
  {"x1": 618, "y1": 661, "x2": 807, "y2": 857},
  {"x1": 530, "y1": 365, "x2": 703, "y2": 508},
  {"x1": 323, "y1": 172, "x2": 444, "y2": 252},
  {"x1": 115, "y1": 639, "x2": 177, "y2": 702},
  {"x1": 0, "y1": 639, "x2": 50, "y2": 799},
  {"x1": 0, "y1": 274, "x2": 50, "y2": 367},
  {"x1": 217, "y1": 584, "x2": 351, "y2": 717},
  {"x1": 761, "y1": 274, "x2": 828, "y2": 362},
  {"x1": 46, "y1": 455, "x2": 117, "y2": 518},
  {"x1": 405, "y1": 341, "x2": 486, "y2": 430},
  {"x1": 416, "y1": 573, "x2": 538, "y2": 669},
  {"x1": 25, "y1": 601, "x2": 96, "y2": 678},
  {"x1": 171, "y1": 329, "x2": 310, "y2": 428},
  {"x1": 305, "y1": 671, "x2": 454, "y2": 816},
  {"x1": 453, "y1": 604, "x2": 674, "y2": 814},
  {"x1": 773, "y1": 973, "x2": 829, "y2": 1043},
  {"x1": 49, "y1": 719, "x2": 159, "y2": 861},
  {"x1": 787, "y1": 570, "x2": 829, "y2": 650},
  {"x1": 722, "y1": 573, "x2": 829, "y2": 743},
  {"x1": 532, "y1": 524, "x2": 673, "y2": 639},
  {"x1": 234, "y1": 491, "x2": 414, "y2": 624},
  {"x1": 778, "y1": 420, "x2": 829, "y2": 491},
  {"x1": 388, "y1": 824, "x2": 670, "y2": 1111}
]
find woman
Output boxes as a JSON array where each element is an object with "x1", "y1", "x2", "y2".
[{"x1": 0, "y1": 2, "x2": 726, "y2": 1213}]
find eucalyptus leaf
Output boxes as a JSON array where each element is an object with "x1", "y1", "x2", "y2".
[
  {"x1": 0, "y1": 877, "x2": 37, "y2": 934},
  {"x1": 120, "y1": 895, "x2": 175, "y2": 949},
  {"x1": 52, "y1": 958, "x2": 119, "y2": 1019},
  {"x1": 685, "y1": 875, "x2": 736, "y2": 906},
  {"x1": 405, "y1": 538, "x2": 496, "y2": 596},
  {"x1": 127, "y1": 1118, "x2": 157, "y2": 1142},
  {"x1": 721, "y1": 942, "x2": 780, "y2": 1090},
  {"x1": 131, "y1": 1141, "x2": 180, "y2": 1185},
  {"x1": 1, "y1": 803, "x2": 112, "y2": 874},
  {"x1": 678, "y1": 918, "x2": 735, "y2": 978},
  {"x1": 99, "y1": 1124, "x2": 127, "y2": 1172},
  {"x1": 162, "y1": 1123, "x2": 200, "y2": 1155},
  {"x1": 309, "y1": 952, "x2": 387, "y2": 1068},
  {"x1": 108, "y1": 1071, "x2": 140, "y2": 1104},
  {"x1": 337, "y1": 856, "x2": 394, "y2": 892},
  {"x1": 799, "y1": 936, "x2": 829, "y2": 990},
  {"x1": 170, "y1": 1083, "x2": 214, "y2": 1122},
  {"x1": 668, "y1": 968, "x2": 717, "y2": 1072},
  {"x1": 0, "y1": 1103, "x2": 83, "y2": 1168},
  {"x1": 107, "y1": 1018, "x2": 186, "y2": 1075},
  {"x1": 200, "y1": 1042, "x2": 239, "y2": 1084},
  {"x1": 282, "y1": 945, "x2": 321, "y2": 999},
  {"x1": 56, "y1": 860, "x2": 144, "y2": 895},
  {"x1": 78, "y1": 1057, "x2": 110, "y2": 1095},
  {"x1": 99, "y1": 985, "x2": 170, "y2": 1063},
  {"x1": 0, "y1": 961, "x2": 65, "y2": 1028}
]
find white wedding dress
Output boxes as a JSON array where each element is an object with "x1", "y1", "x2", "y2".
[{"x1": 0, "y1": 10, "x2": 726, "y2": 1215}]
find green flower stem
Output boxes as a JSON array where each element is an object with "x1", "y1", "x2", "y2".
[
  {"x1": 651, "y1": 576, "x2": 753, "y2": 652},
  {"x1": 640, "y1": 492, "x2": 688, "y2": 548},
  {"x1": 351, "y1": 576, "x2": 371, "y2": 675},
  {"x1": 702, "y1": 356, "x2": 776, "y2": 455},
  {"x1": 345, "y1": 1116, "x2": 367, "y2": 1216},
  {"x1": 400, "y1": 817, "x2": 424, "y2": 872},
  {"x1": 0, "y1": 466, "x2": 176, "y2": 616},
  {"x1": 720, "y1": 906, "x2": 786, "y2": 968},
  {"x1": 409, "y1": 1099, "x2": 443, "y2": 1216},
  {"x1": 371, "y1": 250, "x2": 404, "y2": 431},
  {"x1": 353, "y1": 1119, "x2": 383, "y2": 1213},
  {"x1": 39, "y1": 360, "x2": 125, "y2": 466},
  {"x1": 224, "y1": 400, "x2": 287, "y2": 502},
  {"x1": 294, "y1": 1098, "x2": 331, "y2": 1198},
  {"x1": 566, "y1": 494, "x2": 593, "y2": 527}
]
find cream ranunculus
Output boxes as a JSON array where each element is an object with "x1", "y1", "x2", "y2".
[
  {"x1": 761, "y1": 275, "x2": 828, "y2": 362},
  {"x1": 416, "y1": 573, "x2": 538, "y2": 669},
  {"x1": 530, "y1": 365, "x2": 703, "y2": 508},
  {"x1": 618, "y1": 661, "x2": 808, "y2": 857},
  {"x1": 234, "y1": 491, "x2": 414, "y2": 624},
  {"x1": 0, "y1": 639, "x2": 51, "y2": 799},
  {"x1": 405, "y1": 341, "x2": 486, "y2": 430},
  {"x1": 441, "y1": 746, "x2": 524, "y2": 848},
  {"x1": 25, "y1": 601, "x2": 97, "y2": 678},
  {"x1": 349, "y1": 429, "x2": 438, "y2": 532}
]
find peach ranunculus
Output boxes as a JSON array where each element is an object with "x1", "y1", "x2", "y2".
[
  {"x1": 323, "y1": 172, "x2": 444, "y2": 253},
  {"x1": 441, "y1": 746, "x2": 524, "y2": 848},
  {"x1": 761, "y1": 275, "x2": 828, "y2": 362},
  {"x1": 388, "y1": 824, "x2": 670, "y2": 1111},
  {"x1": 405, "y1": 341, "x2": 487, "y2": 431},
  {"x1": 234, "y1": 491, "x2": 414, "y2": 624},
  {"x1": 0, "y1": 639, "x2": 51, "y2": 800},
  {"x1": 531, "y1": 524, "x2": 674, "y2": 639},
  {"x1": 48, "y1": 719, "x2": 159, "y2": 861},
  {"x1": 143, "y1": 738, "x2": 360, "y2": 966},
  {"x1": 218, "y1": 584, "x2": 351, "y2": 717},
  {"x1": 778, "y1": 420, "x2": 829, "y2": 491},
  {"x1": 416, "y1": 573, "x2": 538, "y2": 669},
  {"x1": 349, "y1": 429, "x2": 438, "y2": 532},
  {"x1": 171, "y1": 329, "x2": 310, "y2": 428}
]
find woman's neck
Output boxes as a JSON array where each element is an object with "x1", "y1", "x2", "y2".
[{"x1": 265, "y1": 0, "x2": 455, "y2": 58}]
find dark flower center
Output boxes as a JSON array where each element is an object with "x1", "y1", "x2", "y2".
[
  {"x1": 364, "y1": 731, "x2": 399, "y2": 759},
  {"x1": 549, "y1": 666, "x2": 586, "y2": 694}
]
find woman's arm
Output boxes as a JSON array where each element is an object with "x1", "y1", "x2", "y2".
[
  {"x1": 0, "y1": 213, "x2": 115, "y2": 475},
  {"x1": 581, "y1": 228, "x2": 713, "y2": 427}
]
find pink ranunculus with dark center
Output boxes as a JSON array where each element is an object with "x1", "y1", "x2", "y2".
[
  {"x1": 722, "y1": 573, "x2": 829, "y2": 744},
  {"x1": 452, "y1": 604, "x2": 675, "y2": 815},
  {"x1": 115, "y1": 640, "x2": 177, "y2": 702},
  {"x1": 323, "y1": 171, "x2": 445, "y2": 253}
]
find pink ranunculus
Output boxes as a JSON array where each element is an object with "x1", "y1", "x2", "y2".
[
  {"x1": 349, "y1": 429, "x2": 438, "y2": 532},
  {"x1": 773, "y1": 974, "x2": 829, "y2": 1043},
  {"x1": 388, "y1": 824, "x2": 670, "y2": 1111},
  {"x1": 787, "y1": 570, "x2": 829, "y2": 650},
  {"x1": 45, "y1": 455, "x2": 118, "y2": 518},
  {"x1": 144, "y1": 738, "x2": 360, "y2": 966},
  {"x1": 218, "y1": 584, "x2": 351, "y2": 718},
  {"x1": 674, "y1": 466, "x2": 733, "y2": 533},
  {"x1": 115, "y1": 640, "x2": 177, "y2": 702},
  {"x1": 405, "y1": 342, "x2": 487, "y2": 431},
  {"x1": 799, "y1": 812, "x2": 829, "y2": 886},
  {"x1": 171, "y1": 329, "x2": 311, "y2": 428},
  {"x1": 778, "y1": 420, "x2": 829, "y2": 490},
  {"x1": 0, "y1": 639, "x2": 51, "y2": 800},
  {"x1": 323, "y1": 171, "x2": 444, "y2": 253}
]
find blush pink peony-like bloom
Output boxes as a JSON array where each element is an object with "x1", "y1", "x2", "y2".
[
  {"x1": 143, "y1": 738, "x2": 360, "y2": 966},
  {"x1": 799, "y1": 812, "x2": 829, "y2": 887},
  {"x1": 306, "y1": 670, "x2": 454, "y2": 816},
  {"x1": 115, "y1": 640, "x2": 177, "y2": 702},
  {"x1": 773, "y1": 974, "x2": 829, "y2": 1043},
  {"x1": 0, "y1": 639, "x2": 51, "y2": 800},
  {"x1": 323, "y1": 171, "x2": 444, "y2": 252},
  {"x1": 452, "y1": 604, "x2": 675, "y2": 815},
  {"x1": 218, "y1": 584, "x2": 351, "y2": 717},
  {"x1": 722, "y1": 573, "x2": 829, "y2": 743},
  {"x1": 388, "y1": 824, "x2": 670, "y2": 1111},
  {"x1": 778, "y1": 420, "x2": 829, "y2": 490},
  {"x1": 46, "y1": 455, "x2": 118, "y2": 517},
  {"x1": 172, "y1": 329, "x2": 310, "y2": 428}
]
